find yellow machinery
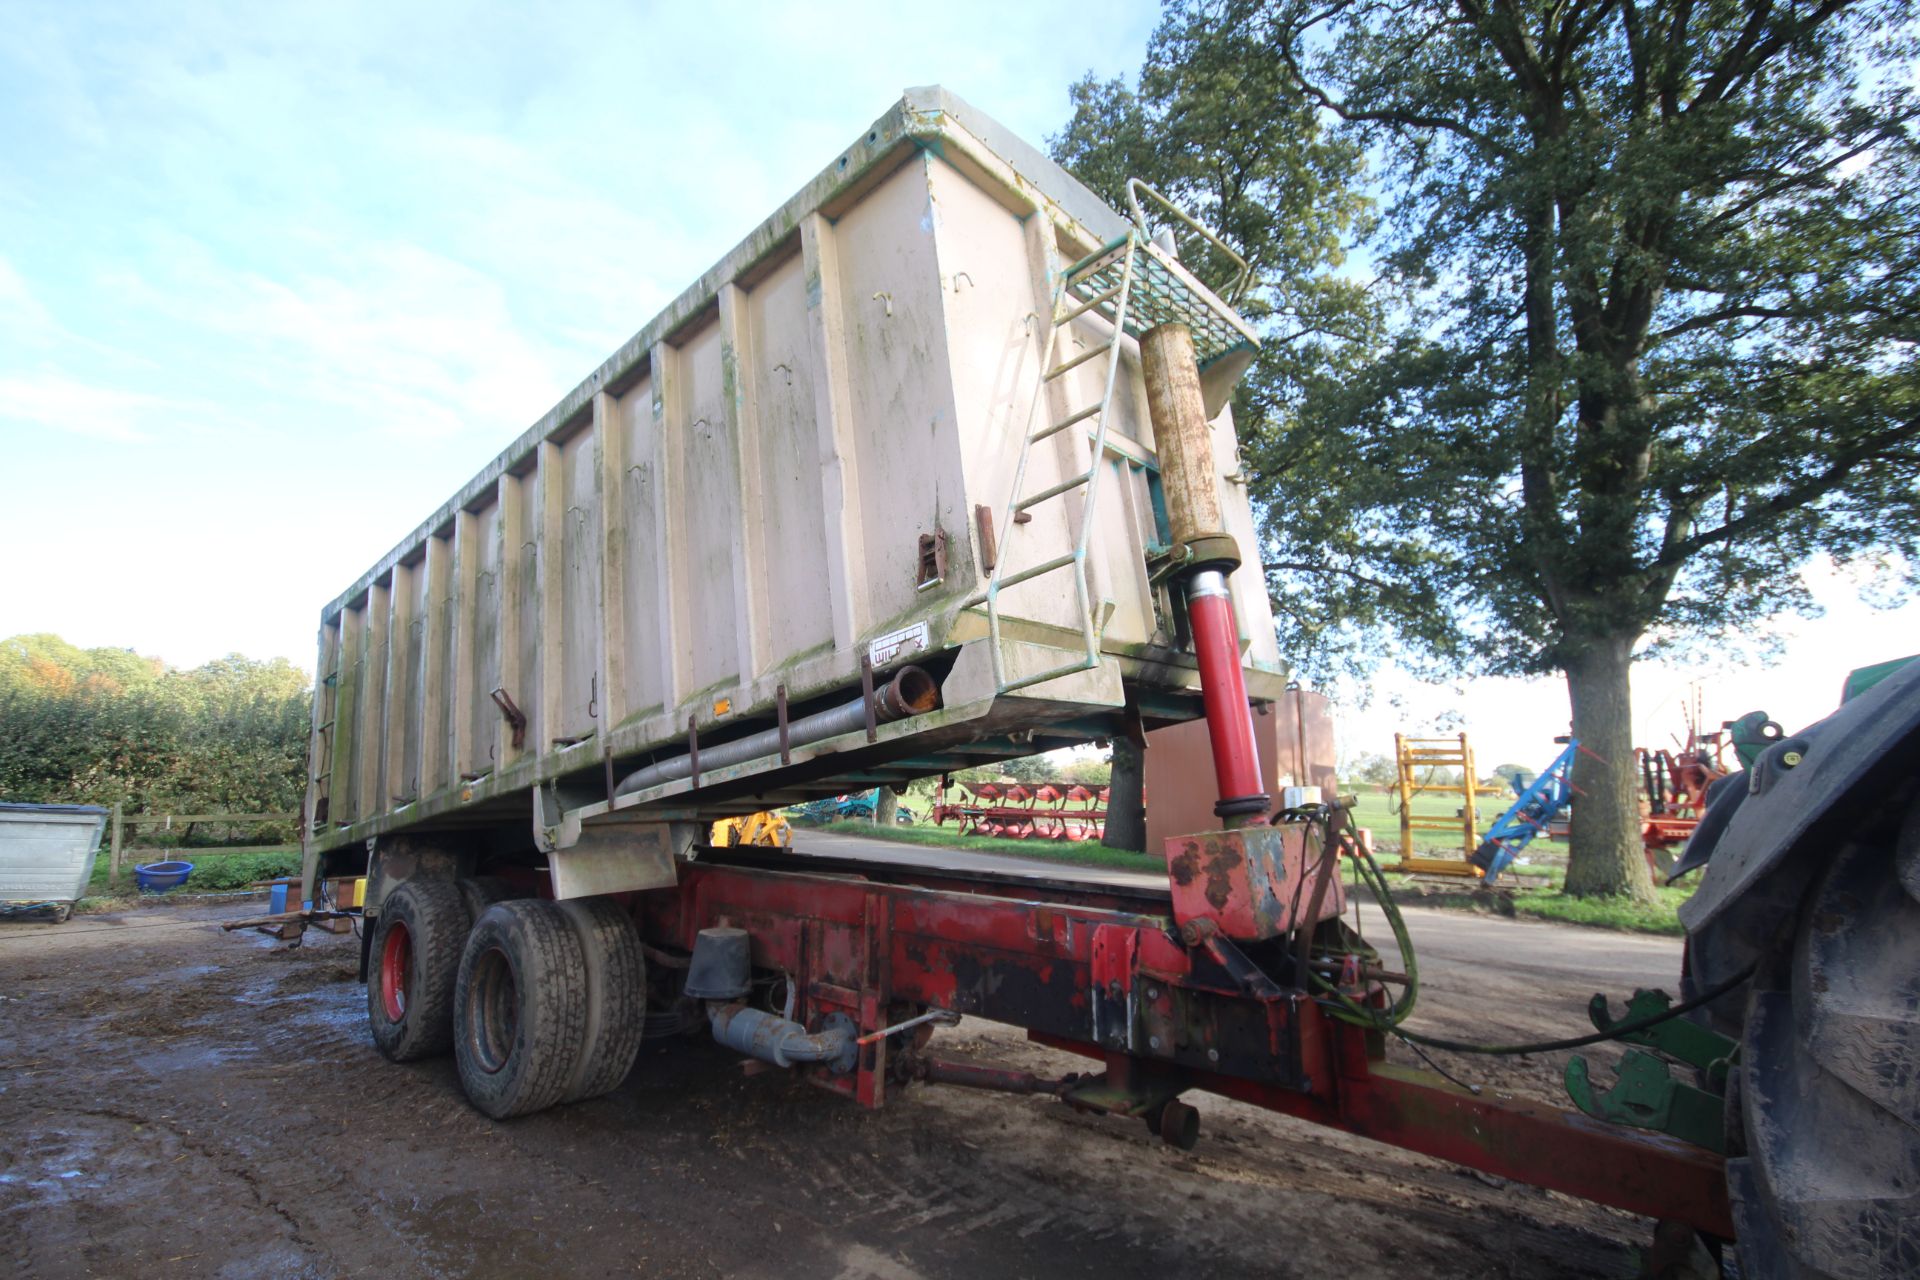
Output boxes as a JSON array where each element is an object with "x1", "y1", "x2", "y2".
[
  {"x1": 1391, "y1": 733, "x2": 1483, "y2": 876},
  {"x1": 710, "y1": 812, "x2": 792, "y2": 849}
]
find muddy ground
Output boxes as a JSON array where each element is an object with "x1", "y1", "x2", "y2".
[{"x1": 0, "y1": 898, "x2": 1681, "y2": 1279}]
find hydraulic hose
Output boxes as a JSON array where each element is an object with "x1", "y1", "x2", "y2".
[
  {"x1": 1307, "y1": 804, "x2": 1420, "y2": 1027},
  {"x1": 1308, "y1": 803, "x2": 1755, "y2": 1057}
]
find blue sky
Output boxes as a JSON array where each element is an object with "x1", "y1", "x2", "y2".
[
  {"x1": 0, "y1": 0, "x2": 1160, "y2": 651},
  {"x1": 1, "y1": 0, "x2": 1908, "y2": 770}
]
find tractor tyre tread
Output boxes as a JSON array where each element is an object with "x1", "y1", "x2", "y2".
[{"x1": 1735, "y1": 806, "x2": 1920, "y2": 1279}]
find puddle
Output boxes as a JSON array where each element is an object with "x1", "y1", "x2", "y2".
[
  {"x1": 0, "y1": 1126, "x2": 113, "y2": 1207},
  {"x1": 137, "y1": 1042, "x2": 255, "y2": 1075}
]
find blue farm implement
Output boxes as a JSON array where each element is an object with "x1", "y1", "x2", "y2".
[
  {"x1": 1471, "y1": 741, "x2": 1580, "y2": 881},
  {"x1": 786, "y1": 791, "x2": 914, "y2": 826}
]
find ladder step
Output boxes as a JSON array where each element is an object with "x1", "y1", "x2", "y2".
[
  {"x1": 1030, "y1": 403, "x2": 1101, "y2": 444},
  {"x1": 1001, "y1": 654, "x2": 1098, "y2": 695},
  {"x1": 1061, "y1": 235, "x2": 1131, "y2": 281},
  {"x1": 994, "y1": 551, "x2": 1077, "y2": 591},
  {"x1": 1045, "y1": 338, "x2": 1118, "y2": 381},
  {"x1": 1016, "y1": 471, "x2": 1095, "y2": 512},
  {"x1": 1058, "y1": 282, "x2": 1123, "y2": 325}
]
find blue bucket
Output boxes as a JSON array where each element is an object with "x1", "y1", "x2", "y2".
[{"x1": 134, "y1": 860, "x2": 194, "y2": 894}]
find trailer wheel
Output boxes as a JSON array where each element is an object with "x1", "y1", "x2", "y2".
[
  {"x1": 555, "y1": 898, "x2": 647, "y2": 1104},
  {"x1": 456, "y1": 875, "x2": 514, "y2": 924},
  {"x1": 454, "y1": 900, "x2": 588, "y2": 1119},
  {"x1": 366, "y1": 879, "x2": 469, "y2": 1062},
  {"x1": 1732, "y1": 803, "x2": 1920, "y2": 1278}
]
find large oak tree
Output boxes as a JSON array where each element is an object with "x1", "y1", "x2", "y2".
[{"x1": 1057, "y1": 0, "x2": 1919, "y2": 899}]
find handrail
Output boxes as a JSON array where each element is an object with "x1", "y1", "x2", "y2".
[{"x1": 1125, "y1": 178, "x2": 1251, "y2": 305}]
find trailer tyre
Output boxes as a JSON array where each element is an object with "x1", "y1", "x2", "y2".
[
  {"x1": 555, "y1": 898, "x2": 648, "y2": 1104},
  {"x1": 454, "y1": 900, "x2": 588, "y2": 1119},
  {"x1": 1732, "y1": 801, "x2": 1920, "y2": 1279},
  {"x1": 456, "y1": 875, "x2": 515, "y2": 924},
  {"x1": 366, "y1": 879, "x2": 470, "y2": 1062}
]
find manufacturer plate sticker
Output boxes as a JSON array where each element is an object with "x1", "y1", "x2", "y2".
[{"x1": 867, "y1": 622, "x2": 929, "y2": 667}]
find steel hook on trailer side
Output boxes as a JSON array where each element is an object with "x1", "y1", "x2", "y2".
[{"x1": 489, "y1": 688, "x2": 528, "y2": 749}]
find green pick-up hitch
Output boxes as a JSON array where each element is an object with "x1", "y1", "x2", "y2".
[{"x1": 1563, "y1": 988, "x2": 1739, "y2": 1154}]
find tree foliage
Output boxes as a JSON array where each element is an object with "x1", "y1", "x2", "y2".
[
  {"x1": 1052, "y1": 10, "x2": 1386, "y2": 660},
  {"x1": 1347, "y1": 750, "x2": 1399, "y2": 786},
  {"x1": 1485, "y1": 762, "x2": 1539, "y2": 791},
  {"x1": 1057, "y1": 0, "x2": 1919, "y2": 898},
  {"x1": 0, "y1": 634, "x2": 311, "y2": 840},
  {"x1": 1248, "y1": 0, "x2": 1920, "y2": 679}
]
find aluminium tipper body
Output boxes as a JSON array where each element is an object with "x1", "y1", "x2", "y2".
[{"x1": 304, "y1": 86, "x2": 1282, "y2": 865}]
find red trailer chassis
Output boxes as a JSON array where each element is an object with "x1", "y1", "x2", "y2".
[{"x1": 638, "y1": 844, "x2": 1733, "y2": 1239}]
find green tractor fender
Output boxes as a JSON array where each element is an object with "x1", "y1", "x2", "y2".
[
  {"x1": 1679, "y1": 657, "x2": 1920, "y2": 1029},
  {"x1": 1676, "y1": 658, "x2": 1920, "y2": 1278}
]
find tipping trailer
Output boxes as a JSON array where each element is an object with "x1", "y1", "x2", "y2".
[{"x1": 301, "y1": 89, "x2": 1916, "y2": 1278}]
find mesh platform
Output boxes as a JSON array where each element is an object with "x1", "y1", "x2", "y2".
[{"x1": 1063, "y1": 237, "x2": 1257, "y2": 366}]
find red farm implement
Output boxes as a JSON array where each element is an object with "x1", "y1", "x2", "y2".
[
  {"x1": 1636, "y1": 694, "x2": 1758, "y2": 877},
  {"x1": 929, "y1": 777, "x2": 1108, "y2": 841}
]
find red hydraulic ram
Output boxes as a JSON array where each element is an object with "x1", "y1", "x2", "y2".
[
  {"x1": 1185, "y1": 569, "x2": 1266, "y2": 818},
  {"x1": 1138, "y1": 317, "x2": 1270, "y2": 822}
]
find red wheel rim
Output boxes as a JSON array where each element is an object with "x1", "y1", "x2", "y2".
[{"x1": 381, "y1": 920, "x2": 412, "y2": 1022}]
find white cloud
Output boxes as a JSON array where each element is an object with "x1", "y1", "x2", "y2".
[
  {"x1": 0, "y1": 371, "x2": 188, "y2": 442},
  {"x1": 98, "y1": 232, "x2": 578, "y2": 446},
  {"x1": 0, "y1": 0, "x2": 1162, "y2": 669},
  {"x1": 0, "y1": 256, "x2": 58, "y2": 334}
]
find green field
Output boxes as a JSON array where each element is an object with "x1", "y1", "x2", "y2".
[
  {"x1": 1344, "y1": 786, "x2": 1532, "y2": 859},
  {"x1": 862, "y1": 784, "x2": 1532, "y2": 876},
  {"x1": 1366, "y1": 865, "x2": 1695, "y2": 935}
]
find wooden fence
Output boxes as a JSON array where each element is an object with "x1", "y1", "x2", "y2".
[{"x1": 106, "y1": 805, "x2": 299, "y2": 890}]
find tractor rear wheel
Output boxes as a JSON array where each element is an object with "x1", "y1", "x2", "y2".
[{"x1": 1731, "y1": 798, "x2": 1920, "y2": 1278}]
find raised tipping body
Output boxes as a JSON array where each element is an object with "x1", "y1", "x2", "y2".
[{"x1": 303, "y1": 87, "x2": 1278, "y2": 894}]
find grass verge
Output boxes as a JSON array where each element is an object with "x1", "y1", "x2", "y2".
[
  {"x1": 1356, "y1": 861, "x2": 1693, "y2": 936},
  {"x1": 84, "y1": 847, "x2": 302, "y2": 898},
  {"x1": 812, "y1": 821, "x2": 1161, "y2": 873}
]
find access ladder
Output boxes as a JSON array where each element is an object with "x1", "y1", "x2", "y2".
[{"x1": 967, "y1": 182, "x2": 1259, "y2": 694}]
